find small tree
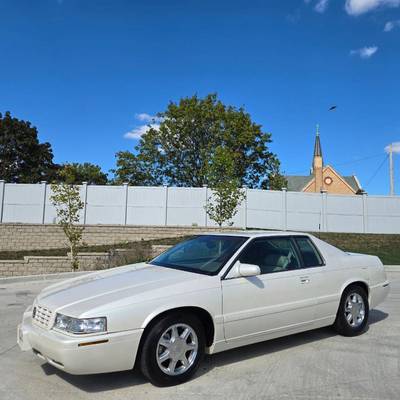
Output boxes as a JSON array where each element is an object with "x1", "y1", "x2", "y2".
[
  {"x1": 205, "y1": 147, "x2": 245, "y2": 228},
  {"x1": 50, "y1": 175, "x2": 84, "y2": 271}
]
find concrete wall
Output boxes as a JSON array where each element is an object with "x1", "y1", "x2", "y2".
[{"x1": 0, "y1": 224, "x2": 225, "y2": 252}]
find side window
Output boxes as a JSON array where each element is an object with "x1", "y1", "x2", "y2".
[
  {"x1": 239, "y1": 238, "x2": 301, "y2": 275},
  {"x1": 295, "y1": 237, "x2": 324, "y2": 267}
]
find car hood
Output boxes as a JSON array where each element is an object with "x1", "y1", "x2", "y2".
[{"x1": 36, "y1": 263, "x2": 216, "y2": 317}]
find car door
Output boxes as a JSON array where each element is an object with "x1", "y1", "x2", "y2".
[
  {"x1": 293, "y1": 236, "x2": 346, "y2": 324},
  {"x1": 221, "y1": 236, "x2": 317, "y2": 344}
]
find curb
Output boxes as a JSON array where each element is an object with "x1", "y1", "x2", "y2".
[
  {"x1": 0, "y1": 270, "x2": 95, "y2": 284},
  {"x1": 384, "y1": 266, "x2": 400, "y2": 272}
]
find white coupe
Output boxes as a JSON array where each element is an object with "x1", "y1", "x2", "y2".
[{"x1": 18, "y1": 231, "x2": 390, "y2": 386}]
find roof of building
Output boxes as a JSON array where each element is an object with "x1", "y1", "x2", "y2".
[
  {"x1": 343, "y1": 176, "x2": 362, "y2": 192},
  {"x1": 285, "y1": 174, "x2": 362, "y2": 192},
  {"x1": 285, "y1": 175, "x2": 313, "y2": 191}
]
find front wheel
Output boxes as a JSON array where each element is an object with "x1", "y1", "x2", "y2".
[
  {"x1": 333, "y1": 285, "x2": 369, "y2": 336},
  {"x1": 139, "y1": 313, "x2": 205, "y2": 386}
]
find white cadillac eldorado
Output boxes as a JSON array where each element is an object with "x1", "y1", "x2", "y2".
[{"x1": 18, "y1": 231, "x2": 390, "y2": 386}]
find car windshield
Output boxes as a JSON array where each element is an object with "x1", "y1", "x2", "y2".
[{"x1": 150, "y1": 235, "x2": 248, "y2": 275}]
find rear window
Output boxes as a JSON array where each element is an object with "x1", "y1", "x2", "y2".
[{"x1": 295, "y1": 237, "x2": 324, "y2": 267}]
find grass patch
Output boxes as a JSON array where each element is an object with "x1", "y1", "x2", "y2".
[{"x1": 316, "y1": 232, "x2": 400, "y2": 265}]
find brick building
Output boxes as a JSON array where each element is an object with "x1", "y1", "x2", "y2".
[{"x1": 286, "y1": 126, "x2": 362, "y2": 195}]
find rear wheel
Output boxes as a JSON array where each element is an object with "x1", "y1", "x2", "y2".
[
  {"x1": 139, "y1": 313, "x2": 205, "y2": 386},
  {"x1": 333, "y1": 285, "x2": 369, "y2": 336}
]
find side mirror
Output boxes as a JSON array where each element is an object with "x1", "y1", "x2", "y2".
[
  {"x1": 239, "y1": 262, "x2": 261, "y2": 277},
  {"x1": 225, "y1": 261, "x2": 261, "y2": 279}
]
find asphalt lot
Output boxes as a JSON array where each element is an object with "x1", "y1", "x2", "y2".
[{"x1": 0, "y1": 272, "x2": 399, "y2": 400}]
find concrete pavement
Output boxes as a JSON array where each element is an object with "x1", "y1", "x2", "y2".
[{"x1": 0, "y1": 273, "x2": 399, "y2": 400}]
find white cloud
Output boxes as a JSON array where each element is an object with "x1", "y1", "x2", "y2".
[
  {"x1": 384, "y1": 19, "x2": 400, "y2": 31},
  {"x1": 304, "y1": 0, "x2": 330, "y2": 13},
  {"x1": 123, "y1": 112, "x2": 164, "y2": 140},
  {"x1": 345, "y1": 0, "x2": 400, "y2": 16},
  {"x1": 315, "y1": 0, "x2": 330, "y2": 13},
  {"x1": 123, "y1": 113, "x2": 163, "y2": 140},
  {"x1": 385, "y1": 142, "x2": 400, "y2": 153},
  {"x1": 350, "y1": 45, "x2": 378, "y2": 58},
  {"x1": 124, "y1": 123, "x2": 160, "y2": 140}
]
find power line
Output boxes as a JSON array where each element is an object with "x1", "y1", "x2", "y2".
[
  {"x1": 364, "y1": 155, "x2": 389, "y2": 188},
  {"x1": 285, "y1": 153, "x2": 384, "y2": 176},
  {"x1": 333, "y1": 153, "x2": 383, "y2": 167}
]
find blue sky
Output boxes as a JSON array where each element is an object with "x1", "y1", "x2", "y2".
[{"x1": 0, "y1": 0, "x2": 399, "y2": 194}]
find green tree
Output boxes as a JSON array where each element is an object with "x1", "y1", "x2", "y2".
[
  {"x1": 58, "y1": 163, "x2": 108, "y2": 185},
  {"x1": 205, "y1": 146, "x2": 245, "y2": 227},
  {"x1": 0, "y1": 111, "x2": 58, "y2": 182},
  {"x1": 113, "y1": 94, "x2": 286, "y2": 189},
  {"x1": 50, "y1": 168, "x2": 85, "y2": 271},
  {"x1": 112, "y1": 151, "x2": 164, "y2": 185}
]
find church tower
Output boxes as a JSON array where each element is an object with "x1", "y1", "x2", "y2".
[
  {"x1": 285, "y1": 124, "x2": 362, "y2": 194},
  {"x1": 312, "y1": 124, "x2": 323, "y2": 192}
]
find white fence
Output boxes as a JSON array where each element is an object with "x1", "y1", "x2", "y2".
[{"x1": 0, "y1": 180, "x2": 400, "y2": 234}]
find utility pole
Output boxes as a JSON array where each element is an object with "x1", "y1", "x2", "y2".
[{"x1": 389, "y1": 143, "x2": 394, "y2": 196}]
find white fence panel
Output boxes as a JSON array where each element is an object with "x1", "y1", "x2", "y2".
[
  {"x1": 2, "y1": 184, "x2": 44, "y2": 223},
  {"x1": 127, "y1": 186, "x2": 166, "y2": 226},
  {"x1": 85, "y1": 185, "x2": 125, "y2": 225},
  {"x1": 167, "y1": 187, "x2": 206, "y2": 226},
  {"x1": 43, "y1": 185, "x2": 86, "y2": 224},
  {"x1": 204, "y1": 188, "x2": 245, "y2": 228},
  {"x1": 366, "y1": 196, "x2": 400, "y2": 234},
  {"x1": 287, "y1": 192, "x2": 322, "y2": 231},
  {"x1": 326, "y1": 194, "x2": 364, "y2": 233},
  {"x1": 246, "y1": 189, "x2": 283, "y2": 230}
]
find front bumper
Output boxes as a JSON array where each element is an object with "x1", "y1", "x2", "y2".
[{"x1": 17, "y1": 310, "x2": 143, "y2": 375}]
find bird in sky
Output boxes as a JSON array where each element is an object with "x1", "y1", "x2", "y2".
[{"x1": 329, "y1": 105, "x2": 337, "y2": 111}]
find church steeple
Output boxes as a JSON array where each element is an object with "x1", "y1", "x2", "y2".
[
  {"x1": 313, "y1": 124, "x2": 322, "y2": 158},
  {"x1": 312, "y1": 124, "x2": 324, "y2": 192}
]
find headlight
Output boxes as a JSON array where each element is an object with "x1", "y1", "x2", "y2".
[{"x1": 54, "y1": 313, "x2": 107, "y2": 334}]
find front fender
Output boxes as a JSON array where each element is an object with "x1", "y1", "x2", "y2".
[{"x1": 338, "y1": 274, "x2": 370, "y2": 303}]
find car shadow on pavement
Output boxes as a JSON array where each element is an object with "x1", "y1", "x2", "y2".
[{"x1": 40, "y1": 308, "x2": 388, "y2": 393}]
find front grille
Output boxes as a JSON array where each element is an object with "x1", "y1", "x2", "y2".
[{"x1": 32, "y1": 305, "x2": 53, "y2": 329}]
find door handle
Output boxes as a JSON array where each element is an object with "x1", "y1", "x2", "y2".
[{"x1": 300, "y1": 277, "x2": 310, "y2": 284}]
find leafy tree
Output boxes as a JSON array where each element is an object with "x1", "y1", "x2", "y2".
[
  {"x1": 50, "y1": 168, "x2": 84, "y2": 271},
  {"x1": 58, "y1": 163, "x2": 108, "y2": 185},
  {"x1": 114, "y1": 94, "x2": 286, "y2": 189},
  {"x1": 205, "y1": 147, "x2": 245, "y2": 227},
  {"x1": 0, "y1": 111, "x2": 58, "y2": 182},
  {"x1": 113, "y1": 151, "x2": 164, "y2": 185}
]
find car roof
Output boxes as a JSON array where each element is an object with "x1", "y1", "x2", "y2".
[{"x1": 199, "y1": 230, "x2": 312, "y2": 238}]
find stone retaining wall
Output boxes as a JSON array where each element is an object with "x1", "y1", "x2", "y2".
[
  {"x1": 0, "y1": 224, "x2": 228, "y2": 252},
  {"x1": 150, "y1": 245, "x2": 172, "y2": 258},
  {"x1": 0, "y1": 253, "x2": 110, "y2": 277},
  {"x1": 0, "y1": 245, "x2": 173, "y2": 278}
]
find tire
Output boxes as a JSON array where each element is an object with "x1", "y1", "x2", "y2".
[
  {"x1": 333, "y1": 285, "x2": 369, "y2": 336},
  {"x1": 139, "y1": 312, "x2": 205, "y2": 386}
]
